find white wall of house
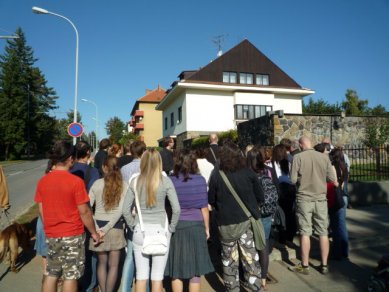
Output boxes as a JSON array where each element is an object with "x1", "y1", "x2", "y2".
[
  {"x1": 234, "y1": 92, "x2": 275, "y2": 106},
  {"x1": 160, "y1": 88, "x2": 305, "y2": 138},
  {"x1": 161, "y1": 93, "x2": 186, "y2": 138},
  {"x1": 186, "y1": 89, "x2": 235, "y2": 132},
  {"x1": 273, "y1": 94, "x2": 303, "y2": 113}
]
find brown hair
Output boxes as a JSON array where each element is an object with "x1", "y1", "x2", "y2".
[
  {"x1": 162, "y1": 136, "x2": 174, "y2": 148},
  {"x1": 102, "y1": 157, "x2": 123, "y2": 211},
  {"x1": 130, "y1": 141, "x2": 146, "y2": 158},
  {"x1": 109, "y1": 143, "x2": 122, "y2": 157},
  {"x1": 173, "y1": 149, "x2": 199, "y2": 182},
  {"x1": 246, "y1": 145, "x2": 266, "y2": 174},
  {"x1": 219, "y1": 143, "x2": 246, "y2": 172}
]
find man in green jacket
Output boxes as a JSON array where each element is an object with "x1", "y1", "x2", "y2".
[{"x1": 289, "y1": 136, "x2": 337, "y2": 275}]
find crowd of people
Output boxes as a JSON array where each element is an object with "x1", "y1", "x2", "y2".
[{"x1": 34, "y1": 134, "x2": 351, "y2": 292}]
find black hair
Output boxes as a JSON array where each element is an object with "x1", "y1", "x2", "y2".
[
  {"x1": 48, "y1": 140, "x2": 74, "y2": 166},
  {"x1": 75, "y1": 140, "x2": 91, "y2": 160},
  {"x1": 99, "y1": 138, "x2": 111, "y2": 150}
]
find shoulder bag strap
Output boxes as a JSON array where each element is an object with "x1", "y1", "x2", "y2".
[
  {"x1": 219, "y1": 170, "x2": 252, "y2": 219},
  {"x1": 210, "y1": 147, "x2": 217, "y2": 161},
  {"x1": 133, "y1": 177, "x2": 168, "y2": 233}
]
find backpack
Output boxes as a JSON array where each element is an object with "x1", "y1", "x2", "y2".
[{"x1": 258, "y1": 169, "x2": 279, "y2": 217}]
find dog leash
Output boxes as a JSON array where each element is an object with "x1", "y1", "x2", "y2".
[{"x1": 0, "y1": 206, "x2": 12, "y2": 228}]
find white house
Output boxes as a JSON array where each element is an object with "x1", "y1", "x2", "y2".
[{"x1": 156, "y1": 39, "x2": 314, "y2": 147}]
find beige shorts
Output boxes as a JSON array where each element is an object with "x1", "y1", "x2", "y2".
[{"x1": 295, "y1": 199, "x2": 329, "y2": 236}]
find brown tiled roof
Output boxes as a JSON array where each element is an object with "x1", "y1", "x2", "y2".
[
  {"x1": 186, "y1": 39, "x2": 302, "y2": 88},
  {"x1": 138, "y1": 84, "x2": 166, "y2": 103},
  {"x1": 131, "y1": 85, "x2": 166, "y2": 115}
]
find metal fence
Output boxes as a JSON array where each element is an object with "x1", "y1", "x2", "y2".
[{"x1": 343, "y1": 144, "x2": 389, "y2": 182}]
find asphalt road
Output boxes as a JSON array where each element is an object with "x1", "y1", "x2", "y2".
[{"x1": 2, "y1": 159, "x2": 48, "y2": 225}]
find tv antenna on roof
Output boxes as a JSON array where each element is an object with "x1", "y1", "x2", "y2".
[{"x1": 212, "y1": 34, "x2": 228, "y2": 57}]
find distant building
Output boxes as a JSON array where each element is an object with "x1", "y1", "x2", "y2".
[
  {"x1": 129, "y1": 85, "x2": 166, "y2": 147},
  {"x1": 156, "y1": 39, "x2": 314, "y2": 148}
]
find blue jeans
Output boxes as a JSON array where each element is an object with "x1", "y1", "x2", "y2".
[
  {"x1": 261, "y1": 216, "x2": 272, "y2": 240},
  {"x1": 79, "y1": 237, "x2": 97, "y2": 292},
  {"x1": 121, "y1": 239, "x2": 135, "y2": 292},
  {"x1": 329, "y1": 196, "x2": 349, "y2": 259}
]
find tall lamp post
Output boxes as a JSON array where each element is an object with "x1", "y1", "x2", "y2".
[
  {"x1": 81, "y1": 98, "x2": 99, "y2": 152},
  {"x1": 32, "y1": 6, "x2": 79, "y2": 145}
]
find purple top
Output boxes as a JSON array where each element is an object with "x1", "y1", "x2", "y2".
[{"x1": 170, "y1": 174, "x2": 208, "y2": 221}]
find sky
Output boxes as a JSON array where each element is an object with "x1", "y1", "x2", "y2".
[{"x1": 1, "y1": 0, "x2": 389, "y2": 139}]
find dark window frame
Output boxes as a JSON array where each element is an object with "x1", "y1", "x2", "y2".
[
  {"x1": 178, "y1": 106, "x2": 182, "y2": 123},
  {"x1": 234, "y1": 104, "x2": 273, "y2": 120},
  {"x1": 170, "y1": 112, "x2": 174, "y2": 127}
]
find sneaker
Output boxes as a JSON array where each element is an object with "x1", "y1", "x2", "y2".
[
  {"x1": 288, "y1": 263, "x2": 310, "y2": 275},
  {"x1": 320, "y1": 265, "x2": 329, "y2": 275}
]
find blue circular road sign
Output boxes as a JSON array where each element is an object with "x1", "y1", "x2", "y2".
[{"x1": 67, "y1": 122, "x2": 84, "y2": 138}]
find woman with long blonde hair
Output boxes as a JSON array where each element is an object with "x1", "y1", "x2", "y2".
[
  {"x1": 89, "y1": 156, "x2": 128, "y2": 292},
  {"x1": 123, "y1": 149, "x2": 180, "y2": 292}
]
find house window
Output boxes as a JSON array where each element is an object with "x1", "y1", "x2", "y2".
[
  {"x1": 223, "y1": 72, "x2": 237, "y2": 83},
  {"x1": 234, "y1": 104, "x2": 272, "y2": 120},
  {"x1": 239, "y1": 73, "x2": 253, "y2": 84},
  {"x1": 256, "y1": 74, "x2": 269, "y2": 85},
  {"x1": 164, "y1": 117, "x2": 168, "y2": 130},
  {"x1": 178, "y1": 106, "x2": 182, "y2": 123},
  {"x1": 170, "y1": 112, "x2": 174, "y2": 127}
]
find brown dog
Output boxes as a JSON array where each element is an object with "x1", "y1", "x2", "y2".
[{"x1": 0, "y1": 223, "x2": 32, "y2": 272}]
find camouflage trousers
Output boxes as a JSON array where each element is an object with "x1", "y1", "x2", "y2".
[
  {"x1": 221, "y1": 227, "x2": 262, "y2": 291},
  {"x1": 46, "y1": 233, "x2": 85, "y2": 280}
]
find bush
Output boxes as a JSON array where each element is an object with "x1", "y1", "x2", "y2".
[{"x1": 189, "y1": 129, "x2": 238, "y2": 149}]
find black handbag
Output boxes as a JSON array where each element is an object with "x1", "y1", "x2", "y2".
[{"x1": 331, "y1": 186, "x2": 346, "y2": 213}]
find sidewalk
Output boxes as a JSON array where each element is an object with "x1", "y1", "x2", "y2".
[{"x1": 1, "y1": 204, "x2": 388, "y2": 291}]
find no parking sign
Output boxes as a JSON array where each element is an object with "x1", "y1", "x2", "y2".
[{"x1": 67, "y1": 122, "x2": 84, "y2": 138}]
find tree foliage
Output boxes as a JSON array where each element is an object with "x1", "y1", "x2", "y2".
[
  {"x1": 54, "y1": 110, "x2": 82, "y2": 143},
  {"x1": 368, "y1": 105, "x2": 388, "y2": 116},
  {"x1": 105, "y1": 116, "x2": 126, "y2": 144},
  {"x1": 0, "y1": 28, "x2": 58, "y2": 159},
  {"x1": 303, "y1": 97, "x2": 341, "y2": 114},
  {"x1": 341, "y1": 89, "x2": 369, "y2": 116},
  {"x1": 119, "y1": 132, "x2": 139, "y2": 146},
  {"x1": 363, "y1": 119, "x2": 389, "y2": 148}
]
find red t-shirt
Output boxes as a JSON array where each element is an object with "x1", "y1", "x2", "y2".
[{"x1": 34, "y1": 170, "x2": 90, "y2": 238}]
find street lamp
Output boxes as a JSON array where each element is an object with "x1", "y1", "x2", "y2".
[
  {"x1": 32, "y1": 6, "x2": 79, "y2": 145},
  {"x1": 81, "y1": 98, "x2": 99, "y2": 151},
  {"x1": 0, "y1": 35, "x2": 19, "y2": 39}
]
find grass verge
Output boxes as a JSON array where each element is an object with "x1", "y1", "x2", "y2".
[{"x1": 14, "y1": 204, "x2": 39, "y2": 224}]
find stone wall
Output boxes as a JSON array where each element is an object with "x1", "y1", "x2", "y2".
[{"x1": 238, "y1": 113, "x2": 387, "y2": 147}]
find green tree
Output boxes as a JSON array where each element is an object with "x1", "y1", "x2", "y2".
[
  {"x1": 341, "y1": 89, "x2": 368, "y2": 116},
  {"x1": 54, "y1": 110, "x2": 82, "y2": 142},
  {"x1": 119, "y1": 132, "x2": 138, "y2": 146},
  {"x1": 302, "y1": 97, "x2": 341, "y2": 114},
  {"x1": 106, "y1": 116, "x2": 126, "y2": 144},
  {"x1": 368, "y1": 104, "x2": 388, "y2": 116},
  {"x1": 363, "y1": 119, "x2": 389, "y2": 148},
  {"x1": 0, "y1": 28, "x2": 58, "y2": 159}
]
